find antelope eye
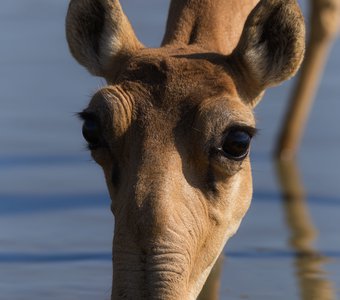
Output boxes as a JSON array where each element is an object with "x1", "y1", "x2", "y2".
[
  {"x1": 221, "y1": 129, "x2": 252, "y2": 161},
  {"x1": 82, "y1": 119, "x2": 101, "y2": 149}
]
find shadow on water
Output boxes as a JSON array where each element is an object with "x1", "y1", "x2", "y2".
[
  {"x1": 0, "y1": 193, "x2": 109, "y2": 216},
  {"x1": 0, "y1": 252, "x2": 111, "y2": 264},
  {"x1": 276, "y1": 159, "x2": 335, "y2": 300}
]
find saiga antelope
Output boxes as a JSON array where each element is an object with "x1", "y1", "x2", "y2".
[{"x1": 66, "y1": 0, "x2": 305, "y2": 298}]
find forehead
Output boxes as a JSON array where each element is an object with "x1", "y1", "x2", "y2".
[
  {"x1": 115, "y1": 47, "x2": 254, "y2": 119},
  {"x1": 89, "y1": 47, "x2": 255, "y2": 133},
  {"x1": 120, "y1": 47, "x2": 235, "y2": 97}
]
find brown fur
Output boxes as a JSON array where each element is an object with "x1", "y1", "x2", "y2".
[
  {"x1": 66, "y1": 0, "x2": 305, "y2": 299},
  {"x1": 162, "y1": 0, "x2": 259, "y2": 54}
]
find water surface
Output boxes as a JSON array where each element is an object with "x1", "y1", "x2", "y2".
[{"x1": 1, "y1": 0, "x2": 340, "y2": 299}]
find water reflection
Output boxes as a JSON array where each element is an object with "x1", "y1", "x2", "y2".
[
  {"x1": 276, "y1": 0, "x2": 340, "y2": 159},
  {"x1": 276, "y1": 159, "x2": 335, "y2": 300}
]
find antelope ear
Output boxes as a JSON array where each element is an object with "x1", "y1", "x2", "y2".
[
  {"x1": 230, "y1": 0, "x2": 305, "y2": 106},
  {"x1": 66, "y1": 0, "x2": 142, "y2": 77}
]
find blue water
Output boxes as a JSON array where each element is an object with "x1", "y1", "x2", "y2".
[{"x1": 1, "y1": 0, "x2": 340, "y2": 299}]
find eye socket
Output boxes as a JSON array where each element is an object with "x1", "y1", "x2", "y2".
[
  {"x1": 220, "y1": 129, "x2": 252, "y2": 161},
  {"x1": 82, "y1": 119, "x2": 101, "y2": 150}
]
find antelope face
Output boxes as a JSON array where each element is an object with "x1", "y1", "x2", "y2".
[{"x1": 66, "y1": 0, "x2": 305, "y2": 299}]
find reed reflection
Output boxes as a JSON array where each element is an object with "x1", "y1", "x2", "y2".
[{"x1": 276, "y1": 159, "x2": 335, "y2": 300}]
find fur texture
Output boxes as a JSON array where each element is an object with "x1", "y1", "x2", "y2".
[{"x1": 66, "y1": 0, "x2": 305, "y2": 298}]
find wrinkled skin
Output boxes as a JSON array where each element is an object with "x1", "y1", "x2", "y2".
[
  {"x1": 66, "y1": 0, "x2": 305, "y2": 299},
  {"x1": 85, "y1": 51, "x2": 255, "y2": 298}
]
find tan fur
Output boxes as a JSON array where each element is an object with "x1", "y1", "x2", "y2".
[
  {"x1": 162, "y1": 0, "x2": 259, "y2": 54},
  {"x1": 66, "y1": 0, "x2": 305, "y2": 299}
]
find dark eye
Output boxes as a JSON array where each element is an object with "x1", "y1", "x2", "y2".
[
  {"x1": 82, "y1": 119, "x2": 101, "y2": 149},
  {"x1": 220, "y1": 129, "x2": 252, "y2": 161}
]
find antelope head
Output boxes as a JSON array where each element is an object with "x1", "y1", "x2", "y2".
[{"x1": 66, "y1": 0, "x2": 305, "y2": 298}]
